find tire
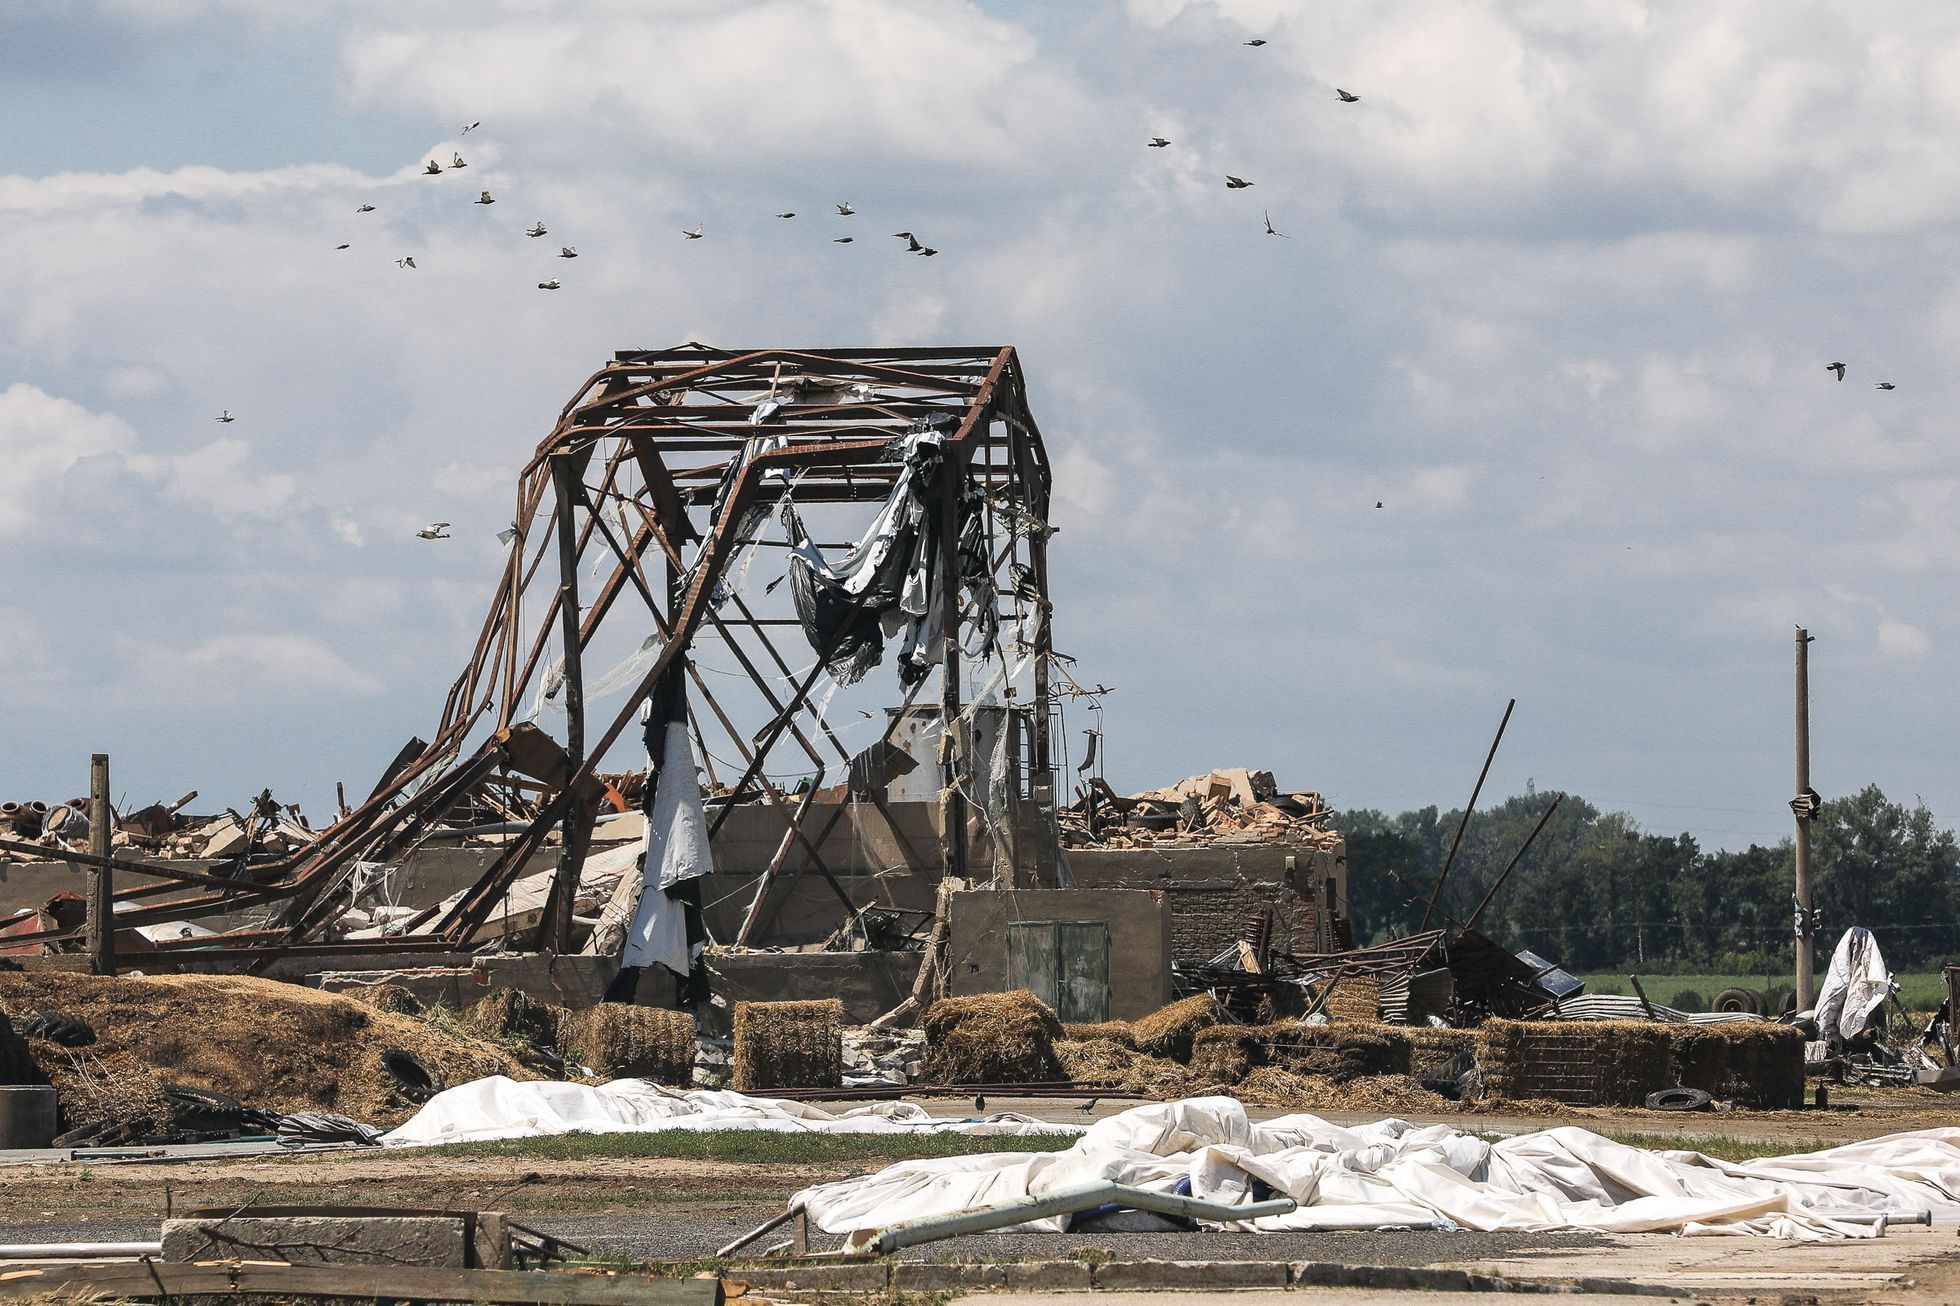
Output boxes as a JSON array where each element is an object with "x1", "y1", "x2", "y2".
[
  {"x1": 163, "y1": 1084, "x2": 244, "y2": 1133},
  {"x1": 380, "y1": 1048, "x2": 444, "y2": 1103},
  {"x1": 1645, "y1": 1087, "x2": 1714, "y2": 1112},
  {"x1": 1712, "y1": 988, "x2": 1763, "y2": 1016},
  {"x1": 18, "y1": 1009, "x2": 95, "y2": 1047}
]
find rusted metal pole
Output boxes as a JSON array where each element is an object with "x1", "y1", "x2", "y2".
[
  {"x1": 1464, "y1": 792, "x2": 1564, "y2": 933},
  {"x1": 544, "y1": 458, "x2": 587, "y2": 954},
  {"x1": 1794, "y1": 627, "x2": 1816, "y2": 1011},
  {"x1": 87, "y1": 753, "x2": 114, "y2": 975},
  {"x1": 1420, "y1": 698, "x2": 1515, "y2": 931}
]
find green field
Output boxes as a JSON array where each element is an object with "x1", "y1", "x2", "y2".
[{"x1": 1580, "y1": 971, "x2": 1946, "y2": 1013}]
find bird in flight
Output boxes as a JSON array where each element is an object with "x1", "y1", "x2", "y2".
[
  {"x1": 775, "y1": 212, "x2": 796, "y2": 219},
  {"x1": 1336, "y1": 88, "x2": 1361, "y2": 102},
  {"x1": 1876, "y1": 381, "x2": 1897, "y2": 390},
  {"x1": 558, "y1": 246, "x2": 578, "y2": 258},
  {"x1": 335, "y1": 243, "x2": 350, "y2": 250},
  {"x1": 216, "y1": 410, "x2": 235, "y2": 423},
  {"x1": 1225, "y1": 175, "x2": 1254, "y2": 188},
  {"x1": 475, "y1": 190, "x2": 495, "y2": 205},
  {"x1": 835, "y1": 201, "x2": 855, "y2": 216},
  {"x1": 682, "y1": 224, "x2": 704, "y2": 239},
  {"x1": 526, "y1": 222, "x2": 547, "y2": 237},
  {"x1": 451, "y1": 153, "x2": 468, "y2": 169},
  {"x1": 424, "y1": 159, "x2": 443, "y2": 175},
  {"x1": 1826, "y1": 361, "x2": 1846, "y2": 381},
  {"x1": 462, "y1": 121, "x2": 481, "y2": 134},
  {"x1": 1263, "y1": 210, "x2": 1289, "y2": 237},
  {"x1": 894, "y1": 231, "x2": 923, "y2": 250},
  {"x1": 833, "y1": 236, "x2": 854, "y2": 243},
  {"x1": 416, "y1": 522, "x2": 452, "y2": 540},
  {"x1": 398, "y1": 256, "x2": 417, "y2": 268},
  {"x1": 917, "y1": 246, "x2": 938, "y2": 257},
  {"x1": 1147, "y1": 137, "x2": 1170, "y2": 148},
  {"x1": 357, "y1": 203, "x2": 376, "y2": 213},
  {"x1": 1375, "y1": 501, "x2": 1383, "y2": 509},
  {"x1": 538, "y1": 279, "x2": 561, "y2": 290},
  {"x1": 1244, "y1": 38, "x2": 1267, "y2": 46}
]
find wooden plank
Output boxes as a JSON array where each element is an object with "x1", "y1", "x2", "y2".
[{"x1": 0, "y1": 1261, "x2": 721, "y2": 1305}]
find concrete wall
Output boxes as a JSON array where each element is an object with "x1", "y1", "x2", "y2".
[
  {"x1": 944, "y1": 888, "x2": 1172, "y2": 1019},
  {"x1": 1068, "y1": 840, "x2": 1346, "y2": 965},
  {"x1": 699, "y1": 950, "x2": 916, "y2": 1035}
]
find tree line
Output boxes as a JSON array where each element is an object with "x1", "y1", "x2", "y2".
[{"x1": 1331, "y1": 784, "x2": 1960, "y2": 972}]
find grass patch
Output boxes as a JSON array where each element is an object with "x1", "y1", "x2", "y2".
[
  {"x1": 1580, "y1": 971, "x2": 1944, "y2": 1012},
  {"x1": 427, "y1": 1128, "x2": 1081, "y2": 1165},
  {"x1": 1596, "y1": 1131, "x2": 1836, "y2": 1162}
]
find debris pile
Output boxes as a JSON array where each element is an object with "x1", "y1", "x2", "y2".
[
  {"x1": 843, "y1": 1027, "x2": 925, "y2": 1087},
  {"x1": 1062, "y1": 768, "x2": 1340, "y2": 850}
]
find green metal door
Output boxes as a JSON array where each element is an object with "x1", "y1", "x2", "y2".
[{"x1": 1006, "y1": 920, "x2": 1110, "y2": 1023}]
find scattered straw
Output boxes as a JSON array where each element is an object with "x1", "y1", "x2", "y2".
[{"x1": 1130, "y1": 994, "x2": 1226, "y2": 1062}]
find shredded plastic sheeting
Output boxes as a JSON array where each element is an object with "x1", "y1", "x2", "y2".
[
  {"x1": 382, "y1": 1077, "x2": 1082, "y2": 1147},
  {"x1": 1814, "y1": 925, "x2": 1892, "y2": 1041},
  {"x1": 793, "y1": 1096, "x2": 1960, "y2": 1243}
]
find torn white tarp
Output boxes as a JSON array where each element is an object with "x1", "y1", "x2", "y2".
[
  {"x1": 620, "y1": 711, "x2": 712, "y2": 974},
  {"x1": 383, "y1": 1077, "x2": 1080, "y2": 1147},
  {"x1": 1813, "y1": 925, "x2": 1892, "y2": 1042},
  {"x1": 793, "y1": 1096, "x2": 1960, "y2": 1243}
]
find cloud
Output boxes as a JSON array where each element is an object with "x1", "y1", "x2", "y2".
[{"x1": 0, "y1": 382, "x2": 137, "y2": 538}]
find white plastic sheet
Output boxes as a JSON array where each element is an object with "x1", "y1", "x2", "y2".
[
  {"x1": 1814, "y1": 925, "x2": 1892, "y2": 1041},
  {"x1": 793, "y1": 1096, "x2": 1960, "y2": 1243},
  {"x1": 620, "y1": 716, "x2": 713, "y2": 973},
  {"x1": 382, "y1": 1077, "x2": 1081, "y2": 1148}
]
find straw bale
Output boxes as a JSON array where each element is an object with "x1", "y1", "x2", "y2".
[
  {"x1": 1404, "y1": 1027, "x2": 1477, "y2": 1079},
  {"x1": 461, "y1": 988, "x2": 562, "y2": 1050},
  {"x1": 1056, "y1": 1038, "x2": 1198, "y2": 1099},
  {"x1": 559, "y1": 1004, "x2": 696, "y2": 1084},
  {"x1": 0, "y1": 971, "x2": 524, "y2": 1127},
  {"x1": 1668, "y1": 1022, "x2": 1804, "y2": 1108},
  {"x1": 1063, "y1": 1021, "x2": 1136, "y2": 1048},
  {"x1": 1189, "y1": 1021, "x2": 1410, "y2": 1085},
  {"x1": 733, "y1": 999, "x2": 843, "y2": 1091},
  {"x1": 922, "y1": 990, "x2": 1064, "y2": 1084},
  {"x1": 1321, "y1": 976, "x2": 1382, "y2": 1024},
  {"x1": 1130, "y1": 994, "x2": 1227, "y2": 1061},
  {"x1": 1478, "y1": 1018, "x2": 1668, "y2": 1107}
]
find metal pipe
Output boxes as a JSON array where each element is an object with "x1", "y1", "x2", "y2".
[
  {"x1": 0, "y1": 1242, "x2": 162, "y2": 1259},
  {"x1": 868, "y1": 1181, "x2": 1297, "y2": 1254},
  {"x1": 1420, "y1": 698, "x2": 1515, "y2": 931}
]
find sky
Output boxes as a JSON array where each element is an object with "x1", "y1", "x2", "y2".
[{"x1": 3, "y1": 0, "x2": 1958, "y2": 852}]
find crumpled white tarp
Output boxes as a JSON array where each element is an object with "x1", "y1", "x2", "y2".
[
  {"x1": 382, "y1": 1077, "x2": 1081, "y2": 1148},
  {"x1": 619, "y1": 714, "x2": 713, "y2": 974},
  {"x1": 793, "y1": 1096, "x2": 1960, "y2": 1243},
  {"x1": 1814, "y1": 925, "x2": 1892, "y2": 1041}
]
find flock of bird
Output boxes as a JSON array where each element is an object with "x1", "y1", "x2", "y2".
[{"x1": 1825, "y1": 360, "x2": 1897, "y2": 390}]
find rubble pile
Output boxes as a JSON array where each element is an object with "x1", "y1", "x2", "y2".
[
  {"x1": 843, "y1": 1027, "x2": 925, "y2": 1087},
  {"x1": 1061, "y1": 768, "x2": 1341, "y2": 850}
]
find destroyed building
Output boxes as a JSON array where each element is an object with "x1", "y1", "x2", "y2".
[{"x1": 0, "y1": 346, "x2": 1352, "y2": 1028}]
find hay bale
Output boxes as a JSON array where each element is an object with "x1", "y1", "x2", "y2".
[
  {"x1": 1669, "y1": 1022, "x2": 1804, "y2": 1108},
  {"x1": 1056, "y1": 1038, "x2": 1198, "y2": 1099},
  {"x1": 1189, "y1": 1022, "x2": 1410, "y2": 1085},
  {"x1": 1131, "y1": 994, "x2": 1227, "y2": 1061},
  {"x1": 1321, "y1": 976, "x2": 1382, "y2": 1024},
  {"x1": 1063, "y1": 1020, "x2": 1136, "y2": 1048},
  {"x1": 1478, "y1": 1019, "x2": 1668, "y2": 1107},
  {"x1": 559, "y1": 1004, "x2": 696, "y2": 1084},
  {"x1": 1189, "y1": 1025, "x2": 1261, "y2": 1084},
  {"x1": 733, "y1": 999, "x2": 843, "y2": 1092},
  {"x1": 1404, "y1": 1027, "x2": 1477, "y2": 1079},
  {"x1": 460, "y1": 988, "x2": 561, "y2": 1050},
  {"x1": 348, "y1": 984, "x2": 422, "y2": 1017},
  {"x1": 922, "y1": 990, "x2": 1064, "y2": 1084}
]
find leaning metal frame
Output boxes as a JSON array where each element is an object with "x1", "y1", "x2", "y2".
[{"x1": 6, "y1": 347, "x2": 1056, "y2": 965}]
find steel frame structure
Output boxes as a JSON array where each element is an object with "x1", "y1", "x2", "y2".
[{"x1": 4, "y1": 346, "x2": 1058, "y2": 966}]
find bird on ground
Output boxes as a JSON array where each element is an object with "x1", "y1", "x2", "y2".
[
  {"x1": 558, "y1": 246, "x2": 578, "y2": 258},
  {"x1": 1244, "y1": 38, "x2": 1267, "y2": 46},
  {"x1": 216, "y1": 410, "x2": 235, "y2": 423},
  {"x1": 462, "y1": 121, "x2": 481, "y2": 134},
  {"x1": 835, "y1": 201, "x2": 855, "y2": 215},
  {"x1": 423, "y1": 159, "x2": 443, "y2": 175},
  {"x1": 973, "y1": 1095, "x2": 986, "y2": 1112},
  {"x1": 1147, "y1": 137, "x2": 1170, "y2": 148},
  {"x1": 398, "y1": 256, "x2": 417, "y2": 268},
  {"x1": 475, "y1": 190, "x2": 495, "y2": 205},
  {"x1": 335, "y1": 243, "x2": 350, "y2": 250},
  {"x1": 526, "y1": 222, "x2": 547, "y2": 237},
  {"x1": 1263, "y1": 210, "x2": 1289, "y2": 237},
  {"x1": 357, "y1": 203, "x2": 376, "y2": 213},
  {"x1": 451, "y1": 153, "x2": 468, "y2": 169},
  {"x1": 683, "y1": 224, "x2": 703, "y2": 239},
  {"x1": 1826, "y1": 361, "x2": 1847, "y2": 381},
  {"x1": 1877, "y1": 381, "x2": 1897, "y2": 390},
  {"x1": 1225, "y1": 175, "x2": 1253, "y2": 188},
  {"x1": 775, "y1": 212, "x2": 796, "y2": 218},
  {"x1": 1077, "y1": 1097, "x2": 1099, "y2": 1114},
  {"x1": 1336, "y1": 88, "x2": 1361, "y2": 102},
  {"x1": 416, "y1": 522, "x2": 451, "y2": 540},
  {"x1": 833, "y1": 236, "x2": 854, "y2": 243},
  {"x1": 538, "y1": 279, "x2": 561, "y2": 290}
]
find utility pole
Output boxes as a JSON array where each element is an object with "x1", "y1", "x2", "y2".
[
  {"x1": 1793, "y1": 627, "x2": 1816, "y2": 1010},
  {"x1": 87, "y1": 752, "x2": 115, "y2": 975}
]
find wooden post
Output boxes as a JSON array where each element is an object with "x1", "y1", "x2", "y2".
[
  {"x1": 1794, "y1": 627, "x2": 1816, "y2": 1011},
  {"x1": 87, "y1": 752, "x2": 114, "y2": 975},
  {"x1": 544, "y1": 458, "x2": 587, "y2": 954}
]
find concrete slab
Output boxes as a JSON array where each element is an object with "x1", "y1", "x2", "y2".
[{"x1": 162, "y1": 1214, "x2": 470, "y2": 1266}]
